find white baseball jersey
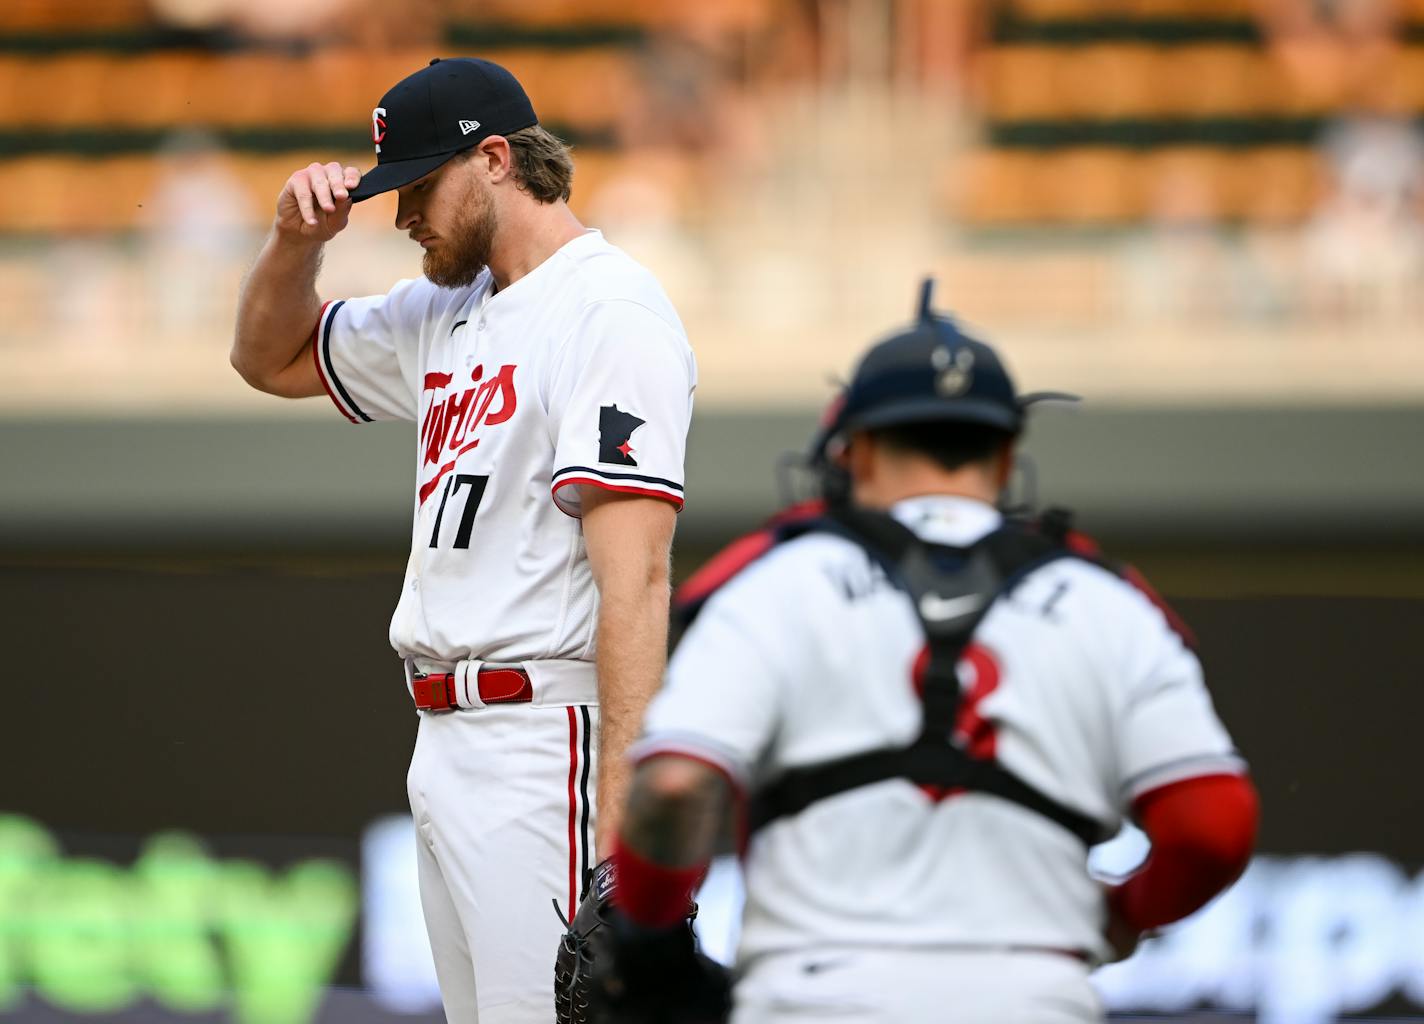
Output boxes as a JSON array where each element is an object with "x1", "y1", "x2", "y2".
[
  {"x1": 311, "y1": 232, "x2": 694, "y2": 680},
  {"x1": 635, "y1": 494, "x2": 1244, "y2": 965},
  {"x1": 312, "y1": 229, "x2": 696, "y2": 688}
]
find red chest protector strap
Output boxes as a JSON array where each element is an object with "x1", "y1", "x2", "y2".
[{"x1": 673, "y1": 499, "x2": 828, "y2": 630}]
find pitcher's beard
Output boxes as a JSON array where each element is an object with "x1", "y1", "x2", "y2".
[{"x1": 423, "y1": 186, "x2": 497, "y2": 289}]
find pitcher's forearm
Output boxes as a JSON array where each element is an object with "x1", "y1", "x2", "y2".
[
  {"x1": 231, "y1": 227, "x2": 326, "y2": 393},
  {"x1": 580, "y1": 489, "x2": 677, "y2": 863},
  {"x1": 594, "y1": 586, "x2": 670, "y2": 860},
  {"x1": 231, "y1": 162, "x2": 359, "y2": 398}
]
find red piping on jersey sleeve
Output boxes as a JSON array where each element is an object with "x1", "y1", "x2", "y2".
[
  {"x1": 550, "y1": 476, "x2": 685, "y2": 518},
  {"x1": 1108, "y1": 773, "x2": 1258, "y2": 932},
  {"x1": 613, "y1": 841, "x2": 706, "y2": 929},
  {"x1": 309, "y1": 301, "x2": 357, "y2": 424},
  {"x1": 631, "y1": 747, "x2": 746, "y2": 799}
]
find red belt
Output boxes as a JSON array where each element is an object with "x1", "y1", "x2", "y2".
[{"x1": 412, "y1": 667, "x2": 533, "y2": 712}]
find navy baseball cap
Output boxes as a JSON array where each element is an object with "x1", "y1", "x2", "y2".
[
  {"x1": 349, "y1": 57, "x2": 539, "y2": 203},
  {"x1": 823, "y1": 280, "x2": 1077, "y2": 447}
]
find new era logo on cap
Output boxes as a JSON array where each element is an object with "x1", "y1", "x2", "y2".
[{"x1": 459, "y1": 119, "x2": 481, "y2": 135}]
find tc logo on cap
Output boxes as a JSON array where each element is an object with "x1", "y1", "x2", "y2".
[
  {"x1": 371, "y1": 106, "x2": 388, "y2": 153},
  {"x1": 459, "y1": 119, "x2": 481, "y2": 136}
]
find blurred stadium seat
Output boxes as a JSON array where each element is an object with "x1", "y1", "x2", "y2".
[
  {"x1": 0, "y1": 147, "x2": 650, "y2": 233},
  {"x1": 446, "y1": 0, "x2": 771, "y2": 31},
  {"x1": 956, "y1": 149, "x2": 1044, "y2": 224},
  {"x1": 0, "y1": 48, "x2": 638, "y2": 131},
  {"x1": 974, "y1": 46, "x2": 1063, "y2": 121},
  {"x1": 979, "y1": 45, "x2": 1314, "y2": 121},
  {"x1": 0, "y1": 0, "x2": 1418, "y2": 231},
  {"x1": 1230, "y1": 146, "x2": 1325, "y2": 222},
  {"x1": 0, "y1": 3, "x2": 1411, "y2": 442},
  {"x1": 1040, "y1": 147, "x2": 1145, "y2": 224},
  {"x1": 955, "y1": 145, "x2": 1326, "y2": 226},
  {"x1": 962, "y1": 0, "x2": 1424, "y2": 226},
  {"x1": 0, "y1": 0, "x2": 744, "y2": 232},
  {"x1": 1006, "y1": 0, "x2": 1255, "y2": 20},
  {"x1": 0, "y1": 0, "x2": 152, "y2": 31}
]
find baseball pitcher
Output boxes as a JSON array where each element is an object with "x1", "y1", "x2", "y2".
[
  {"x1": 591, "y1": 284, "x2": 1258, "y2": 1023},
  {"x1": 231, "y1": 58, "x2": 695, "y2": 1023}
]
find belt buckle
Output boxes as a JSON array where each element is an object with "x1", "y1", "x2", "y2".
[{"x1": 412, "y1": 672, "x2": 458, "y2": 713}]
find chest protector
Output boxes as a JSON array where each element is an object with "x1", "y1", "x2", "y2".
[{"x1": 676, "y1": 503, "x2": 1180, "y2": 847}]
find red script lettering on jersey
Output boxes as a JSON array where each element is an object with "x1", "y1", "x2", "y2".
[{"x1": 418, "y1": 364, "x2": 518, "y2": 504}]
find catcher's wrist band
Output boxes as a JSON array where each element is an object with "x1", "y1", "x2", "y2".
[{"x1": 612, "y1": 840, "x2": 705, "y2": 929}]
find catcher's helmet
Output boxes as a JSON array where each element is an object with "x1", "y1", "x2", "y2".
[{"x1": 815, "y1": 279, "x2": 1075, "y2": 458}]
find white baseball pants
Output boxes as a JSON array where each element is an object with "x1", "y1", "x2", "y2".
[
  {"x1": 407, "y1": 703, "x2": 597, "y2": 1024},
  {"x1": 732, "y1": 947, "x2": 1103, "y2": 1023}
]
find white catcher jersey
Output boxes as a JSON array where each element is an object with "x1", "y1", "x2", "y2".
[
  {"x1": 635, "y1": 495, "x2": 1244, "y2": 964},
  {"x1": 313, "y1": 230, "x2": 696, "y2": 679}
]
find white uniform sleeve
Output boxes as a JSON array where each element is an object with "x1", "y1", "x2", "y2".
[
  {"x1": 547, "y1": 299, "x2": 695, "y2": 517},
  {"x1": 311, "y1": 279, "x2": 427, "y2": 423},
  {"x1": 1110, "y1": 586, "x2": 1246, "y2": 803},
  {"x1": 632, "y1": 565, "x2": 793, "y2": 790}
]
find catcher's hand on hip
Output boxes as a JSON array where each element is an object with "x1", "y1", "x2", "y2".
[{"x1": 554, "y1": 858, "x2": 730, "y2": 1024}]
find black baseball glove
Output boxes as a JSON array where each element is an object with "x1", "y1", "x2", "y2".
[{"x1": 554, "y1": 858, "x2": 730, "y2": 1024}]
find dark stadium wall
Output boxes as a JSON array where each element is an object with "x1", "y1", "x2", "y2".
[
  {"x1": 2, "y1": 557, "x2": 1420, "y2": 861},
  {"x1": 2, "y1": 406, "x2": 1422, "y2": 1011}
]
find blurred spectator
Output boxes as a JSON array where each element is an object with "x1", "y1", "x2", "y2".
[
  {"x1": 1254, "y1": 0, "x2": 1404, "y2": 110},
  {"x1": 1124, "y1": 161, "x2": 1236, "y2": 326},
  {"x1": 141, "y1": 132, "x2": 257, "y2": 340},
  {"x1": 147, "y1": 0, "x2": 235, "y2": 32},
  {"x1": 44, "y1": 238, "x2": 131, "y2": 355},
  {"x1": 148, "y1": 0, "x2": 423, "y2": 44},
  {"x1": 893, "y1": 0, "x2": 988, "y2": 99},
  {"x1": 1304, "y1": 115, "x2": 1424, "y2": 320},
  {"x1": 1255, "y1": 0, "x2": 1424, "y2": 321},
  {"x1": 317, "y1": 0, "x2": 442, "y2": 49},
  {"x1": 625, "y1": 30, "x2": 737, "y2": 153}
]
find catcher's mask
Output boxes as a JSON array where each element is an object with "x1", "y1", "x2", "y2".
[{"x1": 806, "y1": 279, "x2": 1078, "y2": 506}]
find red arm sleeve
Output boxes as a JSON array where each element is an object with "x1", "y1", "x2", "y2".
[
  {"x1": 613, "y1": 841, "x2": 706, "y2": 929},
  {"x1": 1108, "y1": 773, "x2": 1260, "y2": 932}
]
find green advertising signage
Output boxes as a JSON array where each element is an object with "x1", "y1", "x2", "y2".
[{"x1": 0, "y1": 815, "x2": 357, "y2": 1023}]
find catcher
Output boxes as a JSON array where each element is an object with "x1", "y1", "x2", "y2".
[{"x1": 558, "y1": 282, "x2": 1259, "y2": 1022}]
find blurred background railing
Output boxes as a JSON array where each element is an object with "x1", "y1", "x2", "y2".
[{"x1": 1, "y1": 0, "x2": 1422, "y2": 410}]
